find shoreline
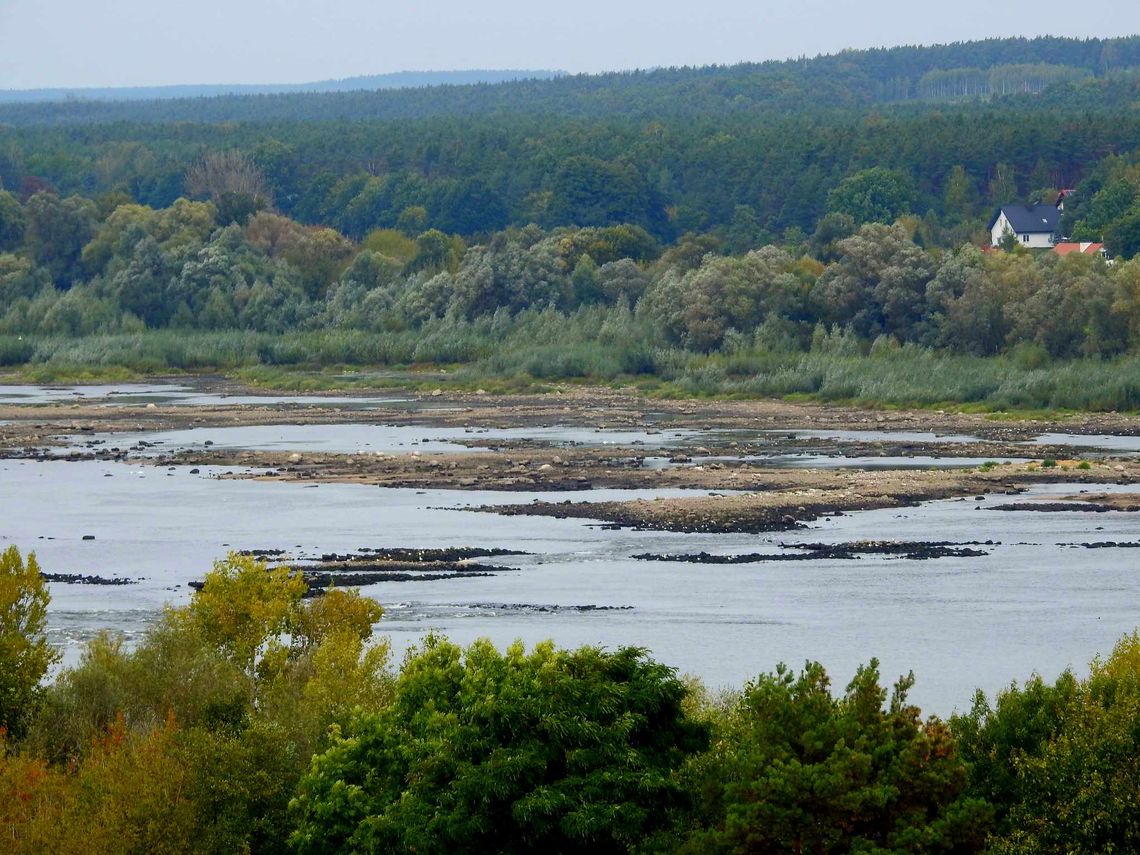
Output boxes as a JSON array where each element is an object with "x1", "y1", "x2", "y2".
[{"x1": 2, "y1": 381, "x2": 1137, "y2": 534}]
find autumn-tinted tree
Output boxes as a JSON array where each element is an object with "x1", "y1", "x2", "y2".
[
  {"x1": 186, "y1": 150, "x2": 272, "y2": 225},
  {"x1": 14, "y1": 553, "x2": 391, "y2": 854},
  {"x1": 0, "y1": 548, "x2": 58, "y2": 740}
]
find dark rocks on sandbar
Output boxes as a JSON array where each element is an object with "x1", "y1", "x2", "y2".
[
  {"x1": 991, "y1": 502, "x2": 1129, "y2": 513},
  {"x1": 41, "y1": 572, "x2": 137, "y2": 586},
  {"x1": 634, "y1": 540, "x2": 992, "y2": 563}
]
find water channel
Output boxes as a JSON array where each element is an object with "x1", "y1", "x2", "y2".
[{"x1": 2, "y1": 383, "x2": 1139, "y2": 715}]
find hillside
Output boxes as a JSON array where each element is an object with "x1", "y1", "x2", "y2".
[
  {"x1": 0, "y1": 70, "x2": 565, "y2": 105},
  {"x1": 0, "y1": 36, "x2": 1137, "y2": 126}
]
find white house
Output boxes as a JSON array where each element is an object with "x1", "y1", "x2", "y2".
[{"x1": 989, "y1": 204, "x2": 1061, "y2": 249}]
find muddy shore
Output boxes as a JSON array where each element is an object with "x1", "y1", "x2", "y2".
[
  {"x1": 3, "y1": 381, "x2": 1140, "y2": 447},
  {"x1": 3, "y1": 381, "x2": 1138, "y2": 535}
]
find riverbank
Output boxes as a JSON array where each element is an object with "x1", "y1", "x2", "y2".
[{"x1": 3, "y1": 381, "x2": 1138, "y2": 533}]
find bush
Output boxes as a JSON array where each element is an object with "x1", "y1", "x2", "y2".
[
  {"x1": 683, "y1": 660, "x2": 992, "y2": 853},
  {"x1": 289, "y1": 638, "x2": 709, "y2": 854}
]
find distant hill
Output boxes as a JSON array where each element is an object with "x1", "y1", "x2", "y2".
[
  {"x1": 0, "y1": 36, "x2": 1138, "y2": 127},
  {"x1": 0, "y1": 69, "x2": 566, "y2": 104},
  {"x1": 1, "y1": 36, "x2": 1139, "y2": 127}
]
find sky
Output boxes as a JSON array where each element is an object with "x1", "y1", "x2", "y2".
[{"x1": 1, "y1": 0, "x2": 1140, "y2": 90}]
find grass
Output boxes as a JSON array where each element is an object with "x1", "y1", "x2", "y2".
[{"x1": 3, "y1": 328, "x2": 1140, "y2": 415}]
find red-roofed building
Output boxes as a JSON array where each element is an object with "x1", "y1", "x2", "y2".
[{"x1": 1053, "y1": 241, "x2": 1106, "y2": 258}]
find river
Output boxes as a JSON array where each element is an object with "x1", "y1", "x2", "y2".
[{"x1": 2, "y1": 383, "x2": 1138, "y2": 715}]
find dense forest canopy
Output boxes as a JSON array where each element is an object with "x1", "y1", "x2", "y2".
[
  {"x1": 2, "y1": 35, "x2": 1140, "y2": 125},
  {"x1": 5, "y1": 105, "x2": 1140, "y2": 245},
  {"x1": 5, "y1": 36, "x2": 1140, "y2": 406},
  {"x1": 2, "y1": 37, "x2": 1140, "y2": 249}
]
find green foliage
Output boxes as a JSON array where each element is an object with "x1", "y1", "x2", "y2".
[
  {"x1": 9, "y1": 553, "x2": 392, "y2": 853},
  {"x1": 5, "y1": 38, "x2": 1140, "y2": 400},
  {"x1": 23, "y1": 192, "x2": 97, "y2": 287},
  {"x1": 0, "y1": 548, "x2": 58, "y2": 740},
  {"x1": 814, "y1": 223, "x2": 936, "y2": 341},
  {"x1": 683, "y1": 660, "x2": 991, "y2": 853},
  {"x1": 954, "y1": 634, "x2": 1140, "y2": 853},
  {"x1": 0, "y1": 189, "x2": 25, "y2": 251},
  {"x1": 289, "y1": 637, "x2": 709, "y2": 854},
  {"x1": 7, "y1": 39, "x2": 1140, "y2": 246},
  {"x1": 8, "y1": 538, "x2": 1140, "y2": 855},
  {"x1": 827, "y1": 167, "x2": 915, "y2": 225}
]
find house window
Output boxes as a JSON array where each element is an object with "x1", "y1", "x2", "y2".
[{"x1": 1021, "y1": 234, "x2": 1030, "y2": 243}]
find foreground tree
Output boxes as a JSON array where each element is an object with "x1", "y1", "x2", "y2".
[
  {"x1": 955, "y1": 632, "x2": 1140, "y2": 854},
  {"x1": 289, "y1": 637, "x2": 709, "y2": 854},
  {"x1": 6, "y1": 553, "x2": 390, "y2": 854},
  {"x1": 683, "y1": 660, "x2": 991, "y2": 854},
  {"x1": 0, "y1": 547, "x2": 58, "y2": 739}
]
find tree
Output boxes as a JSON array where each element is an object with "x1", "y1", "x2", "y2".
[
  {"x1": 1104, "y1": 207, "x2": 1140, "y2": 260},
  {"x1": 810, "y1": 211, "x2": 856, "y2": 262},
  {"x1": 0, "y1": 547, "x2": 58, "y2": 739},
  {"x1": 951, "y1": 673, "x2": 1077, "y2": 839},
  {"x1": 0, "y1": 190, "x2": 25, "y2": 252},
  {"x1": 434, "y1": 178, "x2": 509, "y2": 235},
  {"x1": 20, "y1": 553, "x2": 390, "y2": 853},
  {"x1": 23, "y1": 192, "x2": 97, "y2": 288},
  {"x1": 827, "y1": 167, "x2": 914, "y2": 225},
  {"x1": 184, "y1": 553, "x2": 307, "y2": 676},
  {"x1": 245, "y1": 212, "x2": 355, "y2": 298},
  {"x1": 547, "y1": 156, "x2": 656, "y2": 231},
  {"x1": 813, "y1": 223, "x2": 937, "y2": 341},
  {"x1": 289, "y1": 638, "x2": 709, "y2": 854},
  {"x1": 405, "y1": 228, "x2": 463, "y2": 275},
  {"x1": 0, "y1": 252, "x2": 49, "y2": 304},
  {"x1": 684, "y1": 660, "x2": 992, "y2": 854},
  {"x1": 997, "y1": 225, "x2": 1021, "y2": 253},
  {"x1": 1073, "y1": 180, "x2": 1137, "y2": 242},
  {"x1": 108, "y1": 236, "x2": 176, "y2": 327},
  {"x1": 954, "y1": 632, "x2": 1140, "y2": 854},
  {"x1": 988, "y1": 162, "x2": 1018, "y2": 205},
  {"x1": 186, "y1": 150, "x2": 272, "y2": 225},
  {"x1": 942, "y1": 165, "x2": 975, "y2": 226}
]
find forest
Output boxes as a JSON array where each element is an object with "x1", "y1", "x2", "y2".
[
  {"x1": 2, "y1": 544, "x2": 1139, "y2": 854},
  {"x1": 4, "y1": 174, "x2": 1140, "y2": 408},
  {"x1": 5, "y1": 36, "x2": 1140, "y2": 407},
  {"x1": 3, "y1": 35, "x2": 1140, "y2": 125}
]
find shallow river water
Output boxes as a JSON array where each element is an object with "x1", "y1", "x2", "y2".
[
  {"x1": 1, "y1": 455, "x2": 1138, "y2": 715},
  {"x1": 2, "y1": 383, "x2": 1139, "y2": 715}
]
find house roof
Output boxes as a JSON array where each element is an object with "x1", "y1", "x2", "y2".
[
  {"x1": 1053, "y1": 242, "x2": 1104, "y2": 257},
  {"x1": 989, "y1": 204, "x2": 1061, "y2": 234}
]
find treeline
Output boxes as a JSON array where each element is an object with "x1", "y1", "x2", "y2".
[
  {"x1": 3, "y1": 545, "x2": 1140, "y2": 853},
  {"x1": 0, "y1": 70, "x2": 566, "y2": 104},
  {"x1": 1, "y1": 37, "x2": 1139, "y2": 127},
  {"x1": 3, "y1": 191, "x2": 1140, "y2": 364},
  {"x1": 4, "y1": 103, "x2": 1140, "y2": 246},
  {"x1": 916, "y1": 62, "x2": 1090, "y2": 99}
]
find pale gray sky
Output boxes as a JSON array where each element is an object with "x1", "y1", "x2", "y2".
[{"x1": 1, "y1": 0, "x2": 1138, "y2": 89}]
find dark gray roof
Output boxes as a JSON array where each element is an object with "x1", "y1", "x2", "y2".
[{"x1": 990, "y1": 204, "x2": 1061, "y2": 234}]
